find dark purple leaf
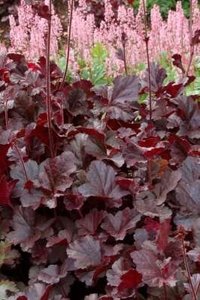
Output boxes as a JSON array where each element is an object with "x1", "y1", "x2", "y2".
[
  {"x1": 101, "y1": 208, "x2": 141, "y2": 240},
  {"x1": 46, "y1": 228, "x2": 73, "y2": 247},
  {"x1": 176, "y1": 156, "x2": 200, "y2": 213},
  {"x1": 156, "y1": 219, "x2": 171, "y2": 252},
  {"x1": 142, "y1": 63, "x2": 167, "y2": 92},
  {"x1": 131, "y1": 249, "x2": 178, "y2": 287},
  {"x1": 64, "y1": 193, "x2": 84, "y2": 211},
  {"x1": 10, "y1": 159, "x2": 39, "y2": 198},
  {"x1": 67, "y1": 236, "x2": 102, "y2": 269},
  {"x1": 0, "y1": 176, "x2": 17, "y2": 207},
  {"x1": 192, "y1": 30, "x2": 200, "y2": 45},
  {"x1": 135, "y1": 191, "x2": 172, "y2": 221},
  {"x1": 77, "y1": 209, "x2": 105, "y2": 236},
  {"x1": 78, "y1": 160, "x2": 129, "y2": 205},
  {"x1": 176, "y1": 95, "x2": 200, "y2": 138},
  {"x1": 0, "y1": 144, "x2": 10, "y2": 175},
  {"x1": 122, "y1": 139, "x2": 146, "y2": 167},
  {"x1": 38, "y1": 264, "x2": 67, "y2": 284},
  {"x1": 39, "y1": 151, "x2": 76, "y2": 193},
  {"x1": 172, "y1": 54, "x2": 185, "y2": 73},
  {"x1": 154, "y1": 168, "x2": 181, "y2": 205},
  {"x1": 7, "y1": 206, "x2": 41, "y2": 251},
  {"x1": 105, "y1": 75, "x2": 140, "y2": 121},
  {"x1": 16, "y1": 284, "x2": 52, "y2": 300},
  {"x1": 32, "y1": 4, "x2": 51, "y2": 20},
  {"x1": 111, "y1": 75, "x2": 139, "y2": 103}
]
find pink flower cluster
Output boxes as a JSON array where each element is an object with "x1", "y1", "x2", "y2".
[
  {"x1": 71, "y1": 0, "x2": 200, "y2": 75},
  {"x1": 5, "y1": 0, "x2": 200, "y2": 76},
  {"x1": 9, "y1": 0, "x2": 62, "y2": 60}
]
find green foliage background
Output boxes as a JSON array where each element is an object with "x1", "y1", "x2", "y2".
[{"x1": 132, "y1": 0, "x2": 198, "y2": 18}]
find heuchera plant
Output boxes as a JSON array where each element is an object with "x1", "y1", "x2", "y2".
[{"x1": 0, "y1": 2, "x2": 200, "y2": 300}]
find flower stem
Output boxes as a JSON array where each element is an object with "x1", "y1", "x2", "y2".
[
  {"x1": 186, "y1": 0, "x2": 194, "y2": 76},
  {"x1": 142, "y1": 0, "x2": 152, "y2": 121},
  {"x1": 13, "y1": 144, "x2": 29, "y2": 182},
  {"x1": 181, "y1": 238, "x2": 197, "y2": 300},
  {"x1": 59, "y1": 0, "x2": 74, "y2": 89},
  {"x1": 163, "y1": 283, "x2": 168, "y2": 300},
  {"x1": 46, "y1": 0, "x2": 54, "y2": 158}
]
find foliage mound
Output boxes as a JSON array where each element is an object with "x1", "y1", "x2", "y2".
[{"x1": 0, "y1": 45, "x2": 199, "y2": 300}]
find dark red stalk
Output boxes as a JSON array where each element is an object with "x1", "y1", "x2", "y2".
[
  {"x1": 13, "y1": 143, "x2": 29, "y2": 182},
  {"x1": 163, "y1": 283, "x2": 168, "y2": 300},
  {"x1": 142, "y1": 0, "x2": 152, "y2": 121},
  {"x1": 147, "y1": 160, "x2": 152, "y2": 187},
  {"x1": 186, "y1": 0, "x2": 194, "y2": 76},
  {"x1": 59, "y1": 0, "x2": 74, "y2": 89},
  {"x1": 181, "y1": 238, "x2": 197, "y2": 300},
  {"x1": 46, "y1": 0, "x2": 54, "y2": 158},
  {"x1": 4, "y1": 97, "x2": 9, "y2": 130},
  {"x1": 122, "y1": 32, "x2": 128, "y2": 75},
  {"x1": 123, "y1": 45, "x2": 128, "y2": 75}
]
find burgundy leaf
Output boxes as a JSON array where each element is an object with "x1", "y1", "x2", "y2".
[
  {"x1": 122, "y1": 139, "x2": 146, "y2": 167},
  {"x1": 39, "y1": 151, "x2": 76, "y2": 193},
  {"x1": 19, "y1": 188, "x2": 43, "y2": 209},
  {"x1": 184, "y1": 274, "x2": 200, "y2": 297},
  {"x1": 73, "y1": 79, "x2": 94, "y2": 97},
  {"x1": 172, "y1": 54, "x2": 185, "y2": 73},
  {"x1": 101, "y1": 208, "x2": 141, "y2": 240},
  {"x1": 176, "y1": 156, "x2": 200, "y2": 213},
  {"x1": 66, "y1": 87, "x2": 89, "y2": 116},
  {"x1": 106, "y1": 75, "x2": 140, "y2": 121},
  {"x1": 7, "y1": 53, "x2": 25, "y2": 63},
  {"x1": 131, "y1": 249, "x2": 177, "y2": 287},
  {"x1": 192, "y1": 29, "x2": 200, "y2": 45},
  {"x1": 0, "y1": 176, "x2": 17, "y2": 207},
  {"x1": 135, "y1": 191, "x2": 172, "y2": 221},
  {"x1": 0, "y1": 144, "x2": 10, "y2": 175},
  {"x1": 77, "y1": 209, "x2": 105, "y2": 236},
  {"x1": 38, "y1": 264, "x2": 67, "y2": 284},
  {"x1": 118, "y1": 269, "x2": 142, "y2": 291},
  {"x1": 78, "y1": 160, "x2": 129, "y2": 203},
  {"x1": 10, "y1": 160, "x2": 39, "y2": 198},
  {"x1": 7, "y1": 206, "x2": 40, "y2": 251},
  {"x1": 111, "y1": 75, "x2": 139, "y2": 103},
  {"x1": 19, "y1": 284, "x2": 52, "y2": 300},
  {"x1": 32, "y1": 4, "x2": 51, "y2": 20},
  {"x1": 154, "y1": 168, "x2": 181, "y2": 205},
  {"x1": 46, "y1": 228, "x2": 73, "y2": 247},
  {"x1": 77, "y1": 127, "x2": 105, "y2": 143},
  {"x1": 169, "y1": 134, "x2": 191, "y2": 165},
  {"x1": 64, "y1": 193, "x2": 84, "y2": 211},
  {"x1": 187, "y1": 248, "x2": 200, "y2": 262},
  {"x1": 156, "y1": 219, "x2": 171, "y2": 252},
  {"x1": 40, "y1": 285, "x2": 52, "y2": 300},
  {"x1": 38, "y1": 265, "x2": 60, "y2": 284},
  {"x1": 176, "y1": 95, "x2": 200, "y2": 138},
  {"x1": 67, "y1": 236, "x2": 101, "y2": 269},
  {"x1": 106, "y1": 258, "x2": 127, "y2": 287},
  {"x1": 142, "y1": 62, "x2": 167, "y2": 92},
  {"x1": 164, "y1": 82, "x2": 183, "y2": 97}
]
